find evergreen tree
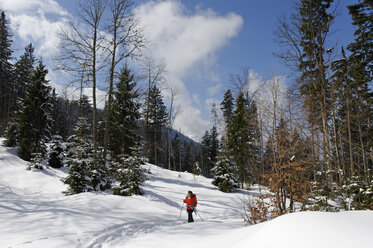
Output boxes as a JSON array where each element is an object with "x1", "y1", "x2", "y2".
[
  {"x1": 298, "y1": 0, "x2": 334, "y2": 167},
  {"x1": 208, "y1": 125, "x2": 220, "y2": 177},
  {"x1": 48, "y1": 135, "x2": 64, "y2": 168},
  {"x1": 212, "y1": 142, "x2": 239, "y2": 193},
  {"x1": 13, "y1": 43, "x2": 35, "y2": 100},
  {"x1": 247, "y1": 99, "x2": 261, "y2": 180},
  {"x1": 346, "y1": 0, "x2": 372, "y2": 181},
  {"x1": 201, "y1": 130, "x2": 211, "y2": 176},
  {"x1": 28, "y1": 151, "x2": 44, "y2": 170},
  {"x1": 4, "y1": 118, "x2": 17, "y2": 147},
  {"x1": 109, "y1": 65, "x2": 140, "y2": 158},
  {"x1": 146, "y1": 85, "x2": 168, "y2": 166},
  {"x1": 16, "y1": 61, "x2": 53, "y2": 161},
  {"x1": 0, "y1": 11, "x2": 13, "y2": 133},
  {"x1": 63, "y1": 116, "x2": 109, "y2": 195},
  {"x1": 112, "y1": 145, "x2": 146, "y2": 196},
  {"x1": 220, "y1": 89, "x2": 234, "y2": 133},
  {"x1": 63, "y1": 117, "x2": 94, "y2": 194},
  {"x1": 228, "y1": 92, "x2": 252, "y2": 187}
]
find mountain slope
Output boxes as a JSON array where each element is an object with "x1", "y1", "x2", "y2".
[{"x1": 0, "y1": 138, "x2": 372, "y2": 248}]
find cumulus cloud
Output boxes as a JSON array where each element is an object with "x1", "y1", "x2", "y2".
[
  {"x1": 0, "y1": 0, "x2": 68, "y2": 57},
  {"x1": 134, "y1": 0, "x2": 243, "y2": 140},
  {"x1": 0, "y1": 0, "x2": 67, "y2": 15}
]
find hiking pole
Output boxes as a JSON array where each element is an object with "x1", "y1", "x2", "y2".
[
  {"x1": 195, "y1": 209, "x2": 204, "y2": 222},
  {"x1": 178, "y1": 204, "x2": 184, "y2": 221}
]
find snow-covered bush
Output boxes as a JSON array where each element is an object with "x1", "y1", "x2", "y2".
[
  {"x1": 112, "y1": 149, "x2": 146, "y2": 196},
  {"x1": 212, "y1": 154, "x2": 238, "y2": 193},
  {"x1": 47, "y1": 135, "x2": 64, "y2": 168},
  {"x1": 62, "y1": 117, "x2": 109, "y2": 195}
]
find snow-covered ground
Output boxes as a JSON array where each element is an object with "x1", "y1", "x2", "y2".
[{"x1": 1, "y1": 138, "x2": 372, "y2": 248}]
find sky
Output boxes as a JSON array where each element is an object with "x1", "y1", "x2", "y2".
[{"x1": 0, "y1": 0, "x2": 357, "y2": 141}]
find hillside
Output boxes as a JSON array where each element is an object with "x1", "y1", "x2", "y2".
[{"x1": 0, "y1": 139, "x2": 372, "y2": 248}]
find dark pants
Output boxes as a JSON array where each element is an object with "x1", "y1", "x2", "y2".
[{"x1": 187, "y1": 209, "x2": 194, "y2": 222}]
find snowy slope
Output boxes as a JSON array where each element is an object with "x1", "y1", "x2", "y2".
[{"x1": 1, "y1": 138, "x2": 372, "y2": 248}]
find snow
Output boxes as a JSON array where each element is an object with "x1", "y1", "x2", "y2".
[{"x1": 1, "y1": 138, "x2": 372, "y2": 248}]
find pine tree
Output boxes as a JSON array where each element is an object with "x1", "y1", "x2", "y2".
[
  {"x1": 208, "y1": 125, "x2": 220, "y2": 177},
  {"x1": 146, "y1": 85, "x2": 168, "y2": 166},
  {"x1": 228, "y1": 92, "x2": 252, "y2": 187},
  {"x1": 28, "y1": 151, "x2": 44, "y2": 170},
  {"x1": 109, "y1": 65, "x2": 140, "y2": 159},
  {"x1": 63, "y1": 117, "x2": 94, "y2": 194},
  {"x1": 63, "y1": 115, "x2": 109, "y2": 195},
  {"x1": 346, "y1": 0, "x2": 372, "y2": 181},
  {"x1": 4, "y1": 44, "x2": 35, "y2": 147},
  {"x1": 16, "y1": 61, "x2": 53, "y2": 161},
  {"x1": 112, "y1": 145, "x2": 146, "y2": 196},
  {"x1": 0, "y1": 11, "x2": 13, "y2": 133},
  {"x1": 4, "y1": 118, "x2": 17, "y2": 147},
  {"x1": 220, "y1": 89, "x2": 234, "y2": 134},
  {"x1": 201, "y1": 130, "x2": 211, "y2": 176},
  {"x1": 13, "y1": 43, "x2": 35, "y2": 100},
  {"x1": 48, "y1": 135, "x2": 64, "y2": 168},
  {"x1": 212, "y1": 142, "x2": 239, "y2": 193},
  {"x1": 298, "y1": 0, "x2": 334, "y2": 168}
]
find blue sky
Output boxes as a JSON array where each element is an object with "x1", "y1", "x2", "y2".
[{"x1": 0, "y1": 0, "x2": 358, "y2": 140}]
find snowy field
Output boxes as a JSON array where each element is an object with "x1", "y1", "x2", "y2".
[{"x1": 0, "y1": 138, "x2": 372, "y2": 248}]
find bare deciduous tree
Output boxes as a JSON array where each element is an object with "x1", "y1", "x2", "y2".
[
  {"x1": 58, "y1": 0, "x2": 108, "y2": 156},
  {"x1": 102, "y1": 0, "x2": 145, "y2": 160}
]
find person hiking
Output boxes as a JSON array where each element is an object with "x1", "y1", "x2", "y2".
[{"x1": 183, "y1": 190, "x2": 197, "y2": 223}]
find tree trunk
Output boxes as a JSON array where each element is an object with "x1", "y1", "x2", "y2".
[{"x1": 92, "y1": 27, "x2": 98, "y2": 158}]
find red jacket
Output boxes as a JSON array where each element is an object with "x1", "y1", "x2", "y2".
[{"x1": 184, "y1": 194, "x2": 197, "y2": 210}]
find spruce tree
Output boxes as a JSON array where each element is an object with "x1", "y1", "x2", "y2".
[
  {"x1": 228, "y1": 92, "x2": 252, "y2": 187},
  {"x1": 146, "y1": 85, "x2": 168, "y2": 166},
  {"x1": 13, "y1": 43, "x2": 35, "y2": 100},
  {"x1": 201, "y1": 130, "x2": 211, "y2": 176},
  {"x1": 346, "y1": 0, "x2": 372, "y2": 181},
  {"x1": 208, "y1": 125, "x2": 220, "y2": 177},
  {"x1": 109, "y1": 65, "x2": 140, "y2": 158},
  {"x1": 16, "y1": 61, "x2": 52, "y2": 161},
  {"x1": 63, "y1": 117, "x2": 94, "y2": 194},
  {"x1": 212, "y1": 142, "x2": 239, "y2": 193},
  {"x1": 48, "y1": 135, "x2": 64, "y2": 168},
  {"x1": 221, "y1": 89, "x2": 234, "y2": 133},
  {"x1": 0, "y1": 11, "x2": 13, "y2": 133},
  {"x1": 112, "y1": 145, "x2": 146, "y2": 196},
  {"x1": 298, "y1": 0, "x2": 334, "y2": 167},
  {"x1": 4, "y1": 118, "x2": 17, "y2": 147},
  {"x1": 4, "y1": 44, "x2": 35, "y2": 148}
]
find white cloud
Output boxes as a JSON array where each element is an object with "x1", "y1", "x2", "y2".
[
  {"x1": 0, "y1": 0, "x2": 68, "y2": 57},
  {"x1": 0, "y1": 0, "x2": 67, "y2": 16},
  {"x1": 134, "y1": 0, "x2": 243, "y2": 140}
]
